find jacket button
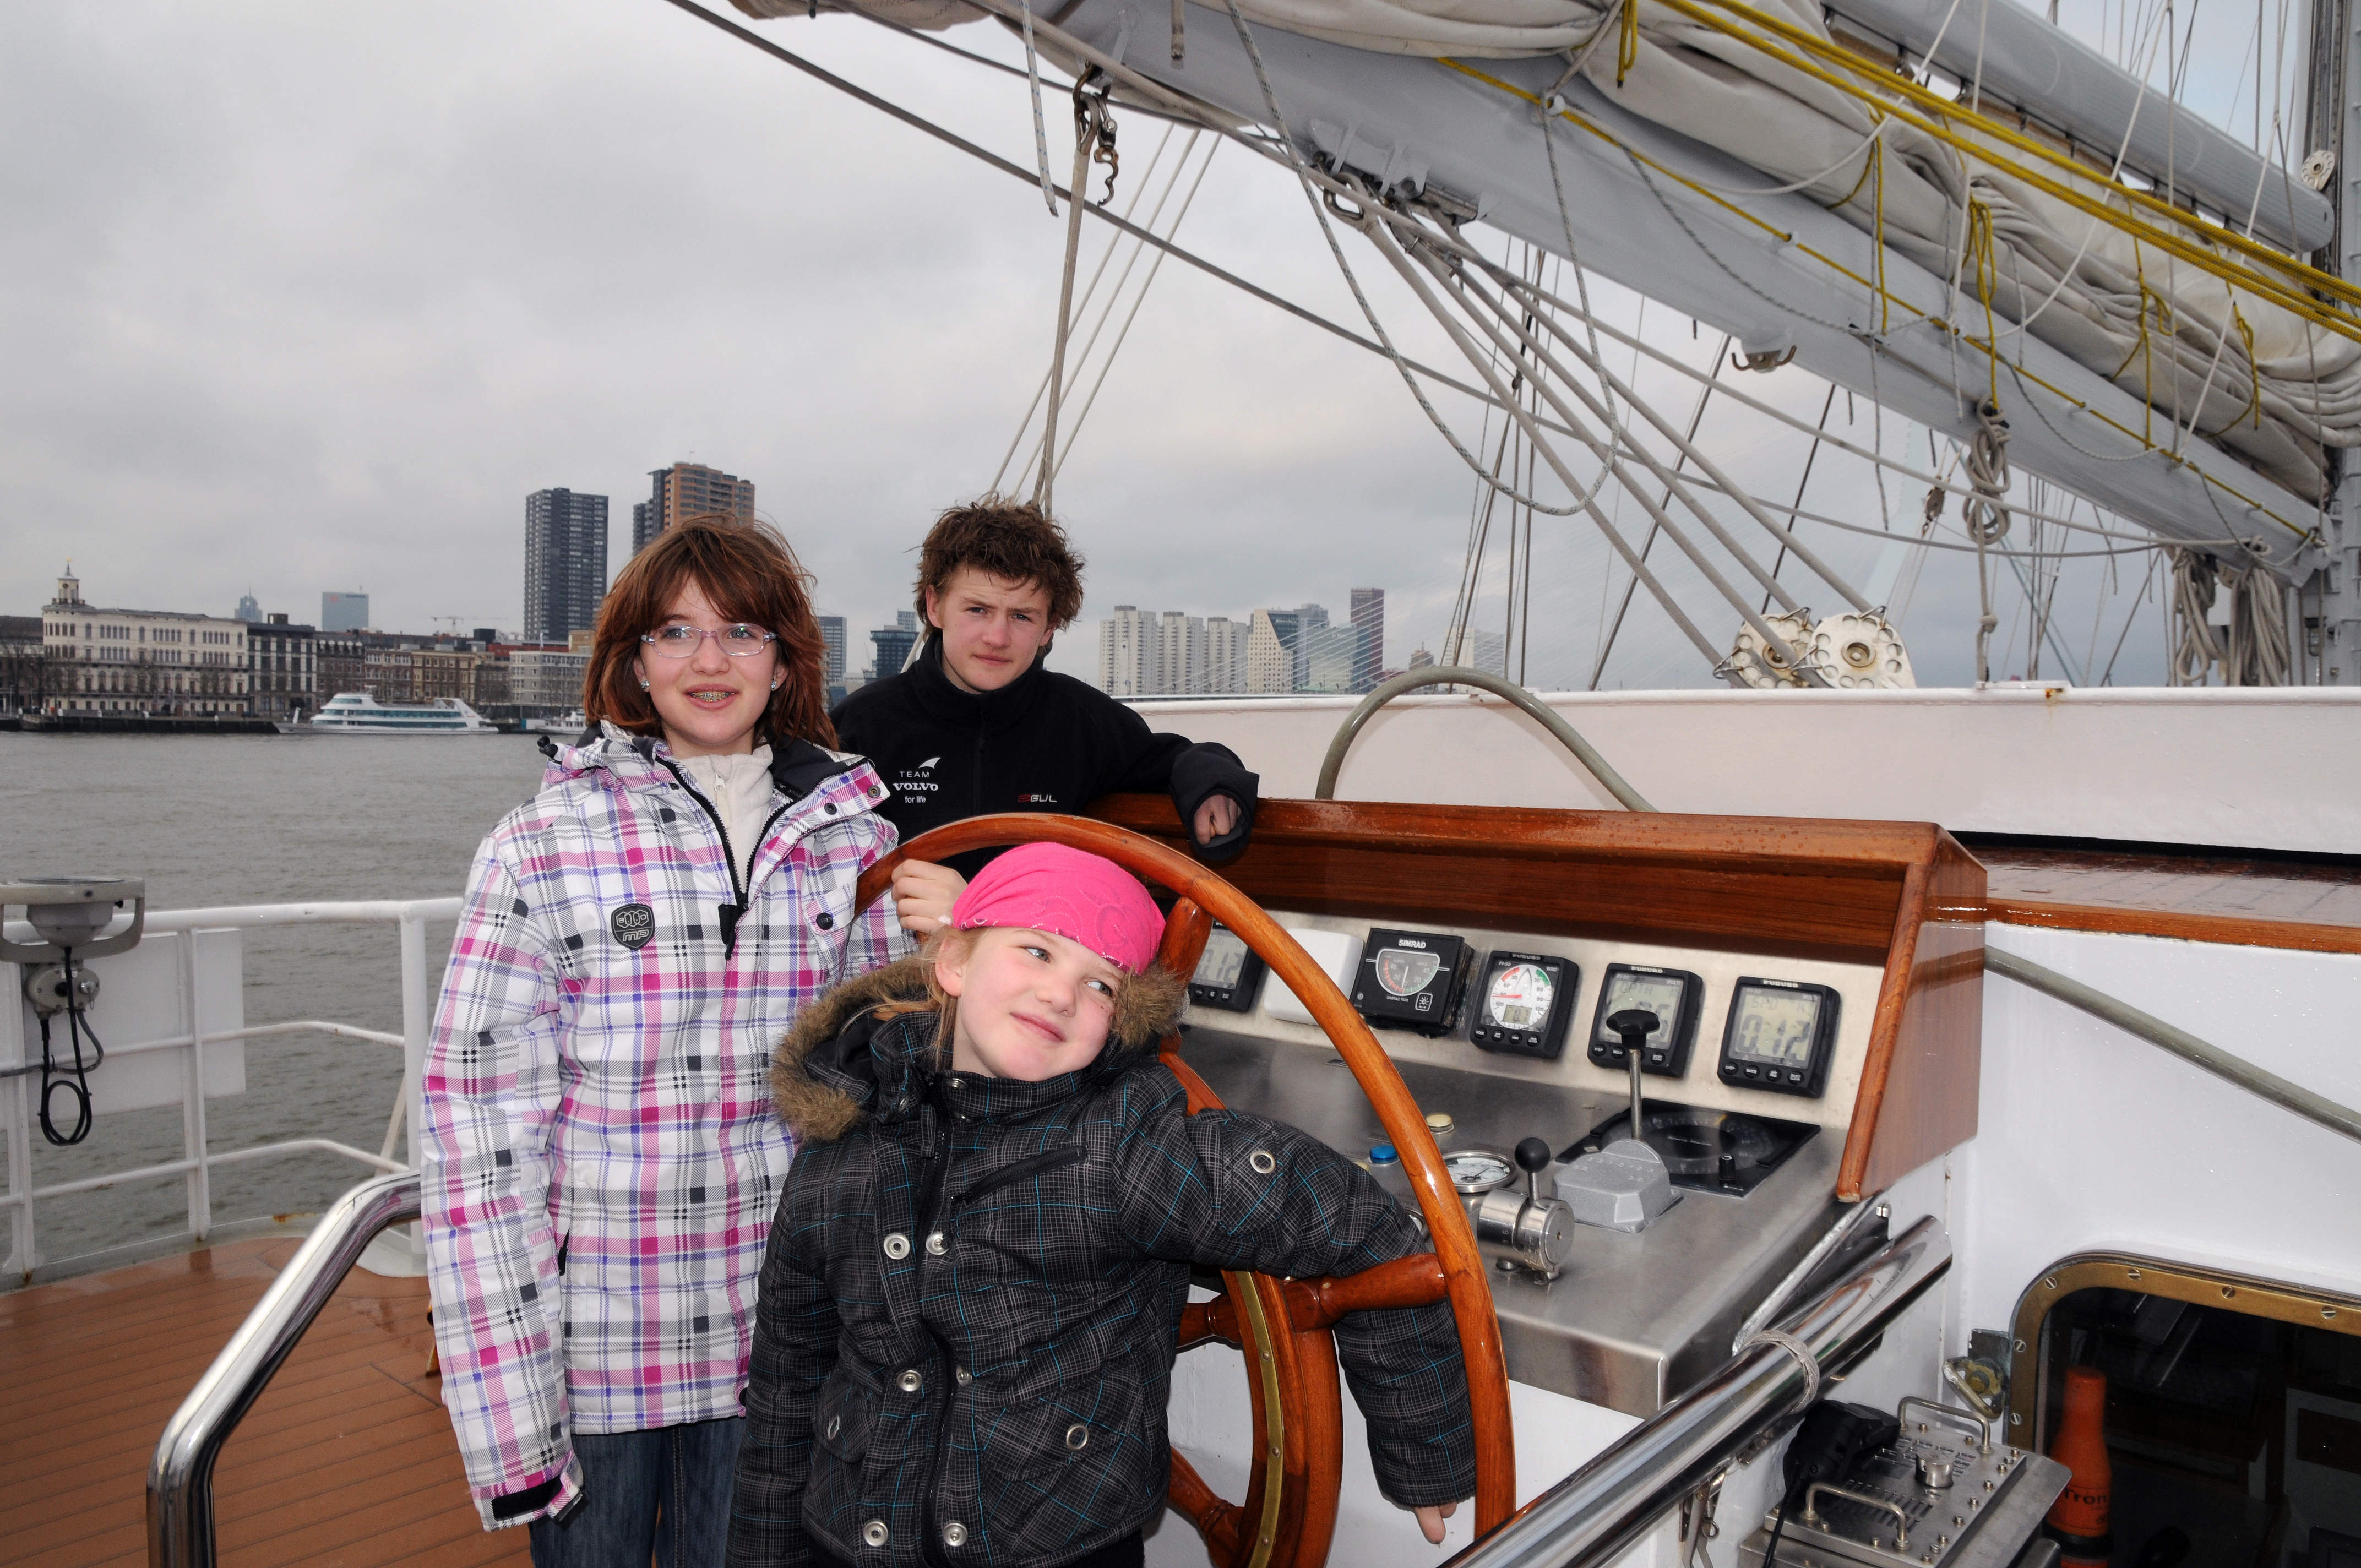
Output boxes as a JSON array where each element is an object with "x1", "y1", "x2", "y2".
[
  {"x1": 863, "y1": 1521, "x2": 890, "y2": 1548},
  {"x1": 942, "y1": 1522, "x2": 969, "y2": 1547},
  {"x1": 1249, "y1": 1150, "x2": 1277, "y2": 1175},
  {"x1": 825, "y1": 1415, "x2": 841, "y2": 1439},
  {"x1": 925, "y1": 1231, "x2": 947, "y2": 1256},
  {"x1": 817, "y1": 911, "x2": 836, "y2": 930},
  {"x1": 897, "y1": 1368, "x2": 924, "y2": 1394},
  {"x1": 956, "y1": 1366, "x2": 972, "y2": 1386},
  {"x1": 883, "y1": 1233, "x2": 911, "y2": 1260},
  {"x1": 825, "y1": 803, "x2": 838, "y2": 815},
  {"x1": 1065, "y1": 1423, "x2": 1090, "y2": 1451}
]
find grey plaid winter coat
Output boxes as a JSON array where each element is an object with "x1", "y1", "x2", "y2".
[{"x1": 726, "y1": 956, "x2": 1475, "y2": 1568}]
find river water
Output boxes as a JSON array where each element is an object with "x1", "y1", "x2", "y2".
[{"x1": 1, "y1": 730, "x2": 556, "y2": 1276}]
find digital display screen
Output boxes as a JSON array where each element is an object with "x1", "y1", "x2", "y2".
[
  {"x1": 1193, "y1": 929, "x2": 1249, "y2": 990},
  {"x1": 1728, "y1": 986, "x2": 1824, "y2": 1066},
  {"x1": 1374, "y1": 946, "x2": 1443, "y2": 998},
  {"x1": 1486, "y1": 962, "x2": 1557, "y2": 1031},
  {"x1": 1595, "y1": 971, "x2": 1687, "y2": 1043}
]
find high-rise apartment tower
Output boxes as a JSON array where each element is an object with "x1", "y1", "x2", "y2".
[
  {"x1": 1349, "y1": 588, "x2": 1385, "y2": 690},
  {"x1": 633, "y1": 464, "x2": 757, "y2": 554},
  {"x1": 524, "y1": 488, "x2": 610, "y2": 644}
]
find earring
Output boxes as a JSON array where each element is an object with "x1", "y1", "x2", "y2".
[
  {"x1": 770, "y1": 678, "x2": 782, "y2": 690},
  {"x1": 639, "y1": 679, "x2": 650, "y2": 690}
]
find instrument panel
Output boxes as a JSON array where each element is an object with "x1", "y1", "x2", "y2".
[{"x1": 1192, "y1": 911, "x2": 1879, "y2": 1129}]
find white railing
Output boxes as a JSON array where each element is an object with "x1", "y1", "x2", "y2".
[{"x1": 2, "y1": 897, "x2": 460, "y2": 1281}]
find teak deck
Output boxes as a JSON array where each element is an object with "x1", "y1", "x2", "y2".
[{"x1": 0, "y1": 1238, "x2": 520, "y2": 1568}]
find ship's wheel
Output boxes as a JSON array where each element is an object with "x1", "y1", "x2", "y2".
[{"x1": 852, "y1": 813, "x2": 1516, "y2": 1568}]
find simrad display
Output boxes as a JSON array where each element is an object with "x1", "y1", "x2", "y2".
[{"x1": 1352, "y1": 927, "x2": 1470, "y2": 1036}]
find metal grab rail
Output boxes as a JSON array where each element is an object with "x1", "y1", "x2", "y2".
[
  {"x1": 1439, "y1": 1215, "x2": 1951, "y2": 1568},
  {"x1": 2, "y1": 896, "x2": 456, "y2": 1281},
  {"x1": 1985, "y1": 948, "x2": 2361, "y2": 1145},
  {"x1": 148, "y1": 1170, "x2": 422, "y2": 1568},
  {"x1": 1313, "y1": 669, "x2": 1656, "y2": 812}
]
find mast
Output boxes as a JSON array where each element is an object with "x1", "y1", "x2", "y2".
[{"x1": 2314, "y1": 0, "x2": 2356, "y2": 682}]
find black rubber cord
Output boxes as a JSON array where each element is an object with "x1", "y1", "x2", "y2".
[{"x1": 37, "y1": 950, "x2": 104, "y2": 1147}]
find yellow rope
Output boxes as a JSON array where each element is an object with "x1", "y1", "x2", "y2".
[
  {"x1": 2231, "y1": 304, "x2": 2262, "y2": 432},
  {"x1": 1644, "y1": 0, "x2": 2361, "y2": 334},
  {"x1": 1428, "y1": 56, "x2": 2314, "y2": 543},
  {"x1": 1617, "y1": 0, "x2": 1640, "y2": 87},
  {"x1": 1965, "y1": 197, "x2": 1999, "y2": 402}
]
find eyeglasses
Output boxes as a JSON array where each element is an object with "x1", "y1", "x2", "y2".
[{"x1": 640, "y1": 624, "x2": 777, "y2": 658}]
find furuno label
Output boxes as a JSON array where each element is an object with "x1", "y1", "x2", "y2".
[{"x1": 611, "y1": 903, "x2": 656, "y2": 950}]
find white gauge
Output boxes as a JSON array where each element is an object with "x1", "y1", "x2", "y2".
[
  {"x1": 1445, "y1": 1149, "x2": 1514, "y2": 1194},
  {"x1": 1469, "y1": 951, "x2": 1579, "y2": 1060},
  {"x1": 1486, "y1": 962, "x2": 1555, "y2": 1031}
]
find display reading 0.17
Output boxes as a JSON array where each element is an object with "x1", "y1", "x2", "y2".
[{"x1": 1716, "y1": 977, "x2": 1841, "y2": 1097}]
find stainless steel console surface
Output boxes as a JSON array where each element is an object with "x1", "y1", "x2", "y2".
[{"x1": 1178, "y1": 1027, "x2": 1856, "y2": 1415}]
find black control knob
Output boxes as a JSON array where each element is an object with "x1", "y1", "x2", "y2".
[
  {"x1": 1606, "y1": 1008, "x2": 1662, "y2": 1054},
  {"x1": 1515, "y1": 1137, "x2": 1553, "y2": 1174}
]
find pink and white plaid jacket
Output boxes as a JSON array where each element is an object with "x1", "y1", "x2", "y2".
[{"x1": 421, "y1": 727, "x2": 905, "y2": 1529}]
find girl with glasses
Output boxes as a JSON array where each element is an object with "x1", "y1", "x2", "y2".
[{"x1": 420, "y1": 514, "x2": 905, "y2": 1568}]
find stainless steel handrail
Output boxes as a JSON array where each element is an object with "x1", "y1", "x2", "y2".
[
  {"x1": 1313, "y1": 669, "x2": 1656, "y2": 812},
  {"x1": 148, "y1": 1170, "x2": 422, "y2": 1568},
  {"x1": 1440, "y1": 1215, "x2": 1952, "y2": 1568}
]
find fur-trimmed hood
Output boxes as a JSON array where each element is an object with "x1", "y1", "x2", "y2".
[{"x1": 770, "y1": 952, "x2": 1188, "y2": 1142}]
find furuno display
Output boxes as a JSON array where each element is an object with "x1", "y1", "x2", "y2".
[
  {"x1": 1717, "y1": 977, "x2": 1842, "y2": 1097},
  {"x1": 1351, "y1": 927, "x2": 1471, "y2": 1035},
  {"x1": 1188, "y1": 923, "x2": 1267, "y2": 1012},
  {"x1": 1586, "y1": 963, "x2": 1705, "y2": 1076},
  {"x1": 1469, "y1": 950, "x2": 1579, "y2": 1059}
]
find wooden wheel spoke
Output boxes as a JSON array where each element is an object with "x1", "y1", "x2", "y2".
[
  {"x1": 1281, "y1": 1255, "x2": 1451, "y2": 1332},
  {"x1": 1179, "y1": 1291, "x2": 1241, "y2": 1351}
]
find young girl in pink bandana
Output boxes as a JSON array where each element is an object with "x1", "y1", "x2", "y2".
[{"x1": 729, "y1": 843, "x2": 1472, "y2": 1568}]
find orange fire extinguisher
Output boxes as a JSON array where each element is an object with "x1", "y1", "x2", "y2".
[{"x1": 2047, "y1": 1365, "x2": 2112, "y2": 1567}]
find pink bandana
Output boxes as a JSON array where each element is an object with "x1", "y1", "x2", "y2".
[{"x1": 950, "y1": 843, "x2": 1164, "y2": 973}]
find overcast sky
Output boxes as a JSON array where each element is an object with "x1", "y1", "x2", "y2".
[{"x1": 4, "y1": 0, "x2": 2277, "y2": 689}]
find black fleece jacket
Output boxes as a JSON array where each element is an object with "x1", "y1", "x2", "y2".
[{"x1": 830, "y1": 637, "x2": 1258, "y2": 875}]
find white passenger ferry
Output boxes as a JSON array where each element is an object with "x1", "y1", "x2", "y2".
[{"x1": 306, "y1": 693, "x2": 500, "y2": 735}]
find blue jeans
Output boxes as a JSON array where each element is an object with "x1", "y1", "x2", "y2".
[{"x1": 529, "y1": 1415, "x2": 746, "y2": 1568}]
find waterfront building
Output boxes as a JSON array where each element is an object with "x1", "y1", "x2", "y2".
[
  {"x1": 1204, "y1": 617, "x2": 1249, "y2": 694},
  {"x1": 235, "y1": 594, "x2": 262, "y2": 624},
  {"x1": 868, "y1": 623, "x2": 917, "y2": 684},
  {"x1": 1158, "y1": 612, "x2": 1207, "y2": 695},
  {"x1": 246, "y1": 614, "x2": 318, "y2": 722},
  {"x1": 633, "y1": 463, "x2": 755, "y2": 554},
  {"x1": 1350, "y1": 588, "x2": 1385, "y2": 692},
  {"x1": 0, "y1": 615, "x2": 44, "y2": 716},
  {"x1": 1298, "y1": 622, "x2": 1365, "y2": 694},
  {"x1": 1245, "y1": 609, "x2": 1298, "y2": 694},
  {"x1": 320, "y1": 591, "x2": 370, "y2": 633},
  {"x1": 41, "y1": 567, "x2": 251, "y2": 716},
  {"x1": 1449, "y1": 628, "x2": 1508, "y2": 679},
  {"x1": 1407, "y1": 645, "x2": 1435, "y2": 670},
  {"x1": 316, "y1": 631, "x2": 367, "y2": 703},
  {"x1": 507, "y1": 645, "x2": 590, "y2": 711},
  {"x1": 524, "y1": 488, "x2": 610, "y2": 643},
  {"x1": 1098, "y1": 607, "x2": 1161, "y2": 698}
]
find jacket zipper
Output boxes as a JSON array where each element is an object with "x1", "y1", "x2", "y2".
[{"x1": 659, "y1": 760, "x2": 796, "y2": 955}]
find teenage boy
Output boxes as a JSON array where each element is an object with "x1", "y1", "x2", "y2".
[{"x1": 831, "y1": 498, "x2": 1258, "y2": 934}]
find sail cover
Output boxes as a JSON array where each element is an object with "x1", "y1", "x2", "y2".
[{"x1": 743, "y1": 0, "x2": 2360, "y2": 500}]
